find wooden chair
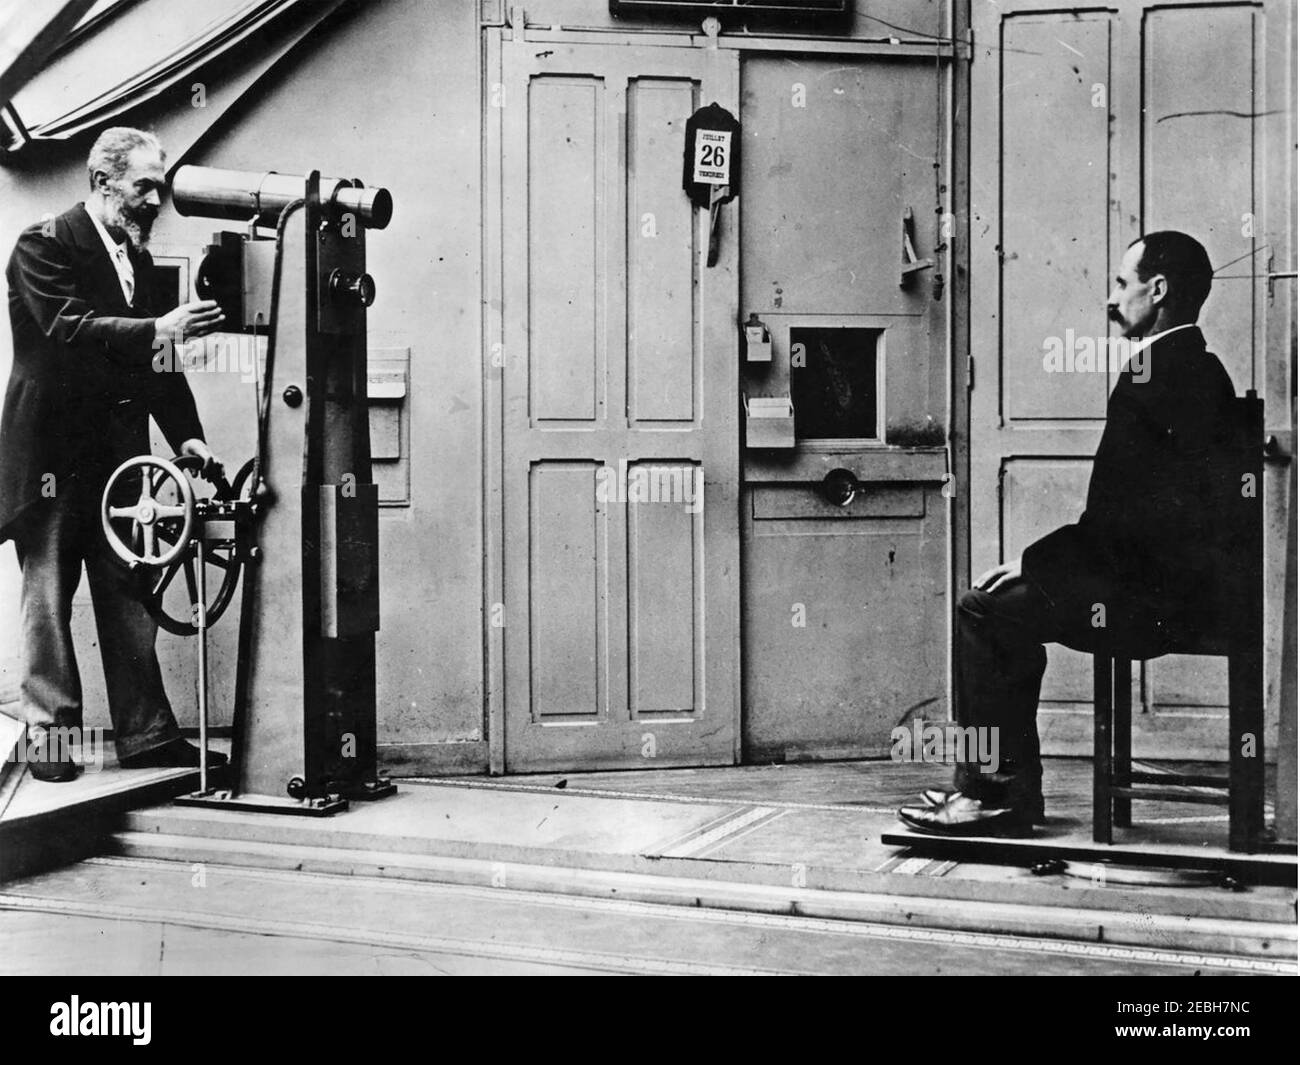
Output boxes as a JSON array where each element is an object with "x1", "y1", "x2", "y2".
[{"x1": 1093, "y1": 390, "x2": 1266, "y2": 853}]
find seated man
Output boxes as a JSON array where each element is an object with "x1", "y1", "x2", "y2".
[{"x1": 900, "y1": 230, "x2": 1236, "y2": 836}]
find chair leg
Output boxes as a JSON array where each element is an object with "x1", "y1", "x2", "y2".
[
  {"x1": 1093, "y1": 654, "x2": 1113, "y2": 844},
  {"x1": 1113, "y1": 657, "x2": 1132, "y2": 829},
  {"x1": 1228, "y1": 648, "x2": 1265, "y2": 853}
]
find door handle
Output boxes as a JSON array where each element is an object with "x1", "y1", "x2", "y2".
[
  {"x1": 1264, "y1": 431, "x2": 1292, "y2": 465},
  {"x1": 819, "y1": 468, "x2": 858, "y2": 507}
]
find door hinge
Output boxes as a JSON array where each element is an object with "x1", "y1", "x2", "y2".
[{"x1": 966, "y1": 354, "x2": 975, "y2": 391}]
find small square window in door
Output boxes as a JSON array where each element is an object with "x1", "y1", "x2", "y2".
[{"x1": 789, "y1": 327, "x2": 880, "y2": 440}]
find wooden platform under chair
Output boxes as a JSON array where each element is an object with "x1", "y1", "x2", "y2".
[
  {"x1": 881, "y1": 820, "x2": 1296, "y2": 888},
  {"x1": 882, "y1": 761, "x2": 1296, "y2": 887}
]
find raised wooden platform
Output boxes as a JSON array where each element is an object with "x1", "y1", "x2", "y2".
[
  {"x1": 0, "y1": 741, "x2": 231, "y2": 882},
  {"x1": 882, "y1": 822, "x2": 1297, "y2": 887}
]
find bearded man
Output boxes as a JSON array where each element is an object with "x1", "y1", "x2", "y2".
[{"x1": 0, "y1": 126, "x2": 229, "y2": 781}]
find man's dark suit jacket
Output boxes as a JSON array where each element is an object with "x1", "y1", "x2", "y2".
[
  {"x1": 0, "y1": 203, "x2": 204, "y2": 542},
  {"x1": 1022, "y1": 325, "x2": 1237, "y2": 657}
]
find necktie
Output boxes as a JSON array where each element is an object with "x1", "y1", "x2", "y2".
[{"x1": 115, "y1": 244, "x2": 134, "y2": 304}]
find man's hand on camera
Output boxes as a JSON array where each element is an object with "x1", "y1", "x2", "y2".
[{"x1": 154, "y1": 300, "x2": 225, "y2": 346}]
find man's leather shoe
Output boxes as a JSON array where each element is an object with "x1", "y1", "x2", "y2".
[
  {"x1": 917, "y1": 787, "x2": 1047, "y2": 825},
  {"x1": 898, "y1": 793, "x2": 1034, "y2": 837},
  {"x1": 26, "y1": 731, "x2": 79, "y2": 783},
  {"x1": 119, "y1": 739, "x2": 228, "y2": 770}
]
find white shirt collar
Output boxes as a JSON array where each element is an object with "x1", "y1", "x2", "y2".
[
  {"x1": 86, "y1": 202, "x2": 134, "y2": 303},
  {"x1": 1128, "y1": 322, "x2": 1198, "y2": 357}
]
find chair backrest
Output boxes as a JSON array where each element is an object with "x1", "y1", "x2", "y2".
[{"x1": 1206, "y1": 390, "x2": 1264, "y2": 647}]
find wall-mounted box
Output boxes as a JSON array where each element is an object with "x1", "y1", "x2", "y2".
[
  {"x1": 743, "y1": 313, "x2": 772, "y2": 363},
  {"x1": 744, "y1": 394, "x2": 795, "y2": 449},
  {"x1": 367, "y1": 347, "x2": 410, "y2": 504},
  {"x1": 368, "y1": 365, "x2": 407, "y2": 460}
]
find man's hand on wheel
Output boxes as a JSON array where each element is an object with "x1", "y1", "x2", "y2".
[
  {"x1": 974, "y1": 557, "x2": 1022, "y2": 594},
  {"x1": 154, "y1": 300, "x2": 225, "y2": 345},
  {"x1": 179, "y1": 439, "x2": 225, "y2": 484}
]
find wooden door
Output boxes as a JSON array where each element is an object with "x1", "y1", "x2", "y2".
[
  {"x1": 969, "y1": 0, "x2": 1293, "y2": 759},
  {"x1": 498, "y1": 39, "x2": 741, "y2": 771}
]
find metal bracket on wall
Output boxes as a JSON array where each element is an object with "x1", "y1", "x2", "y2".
[{"x1": 901, "y1": 206, "x2": 934, "y2": 286}]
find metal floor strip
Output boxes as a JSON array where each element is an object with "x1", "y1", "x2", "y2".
[
  {"x1": 655, "y1": 806, "x2": 786, "y2": 859},
  {"x1": 691, "y1": 808, "x2": 791, "y2": 859},
  {"x1": 407, "y1": 776, "x2": 900, "y2": 814}
]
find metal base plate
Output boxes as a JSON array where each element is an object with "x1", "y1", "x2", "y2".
[
  {"x1": 174, "y1": 790, "x2": 349, "y2": 817},
  {"x1": 344, "y1": 779, "x2": 397, "y2": 802}
]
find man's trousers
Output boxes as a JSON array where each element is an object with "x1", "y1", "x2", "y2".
[
  {"x1": 949, "y1": 560, "x2": 1189, "y2": 811},
  {"x1": 11, "y1": 481, "x2": 182, "y2": 759}
]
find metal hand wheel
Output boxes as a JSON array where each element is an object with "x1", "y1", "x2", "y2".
[
  {"x1": 141, "y1": 456, "x2": 256, "y2": 637},
  {"x1": 101, "y1": 455, "x2": 195, "y2": 568}
]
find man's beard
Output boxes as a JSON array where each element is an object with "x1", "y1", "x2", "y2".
[{"x1": 104, "y1": 191, "x2": 156, "y2": 251}]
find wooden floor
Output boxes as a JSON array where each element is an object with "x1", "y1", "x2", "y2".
[
  {"x1": 452, "y1": 758, "x2": 1289, "y2": 854},
  {"x1": 82, "y1": 760, "x2": 1292, "y2": 953},
  {"x1": 431, "y1": 759, "x2": 1295, "y2": 882},
  {"x1": 5, "y1": 854, "x2": 1288, "y2": 975},
  {"x1": 10, "y1": 853, "x2": 1289, "y2": 977},
  {"x1": 0, "y1": 756, "x2": 1293, "y2": 973}
]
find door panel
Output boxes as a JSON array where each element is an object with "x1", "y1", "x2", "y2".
[
  {"x1": 1001, "y1": 14, "x2": 1114, "y2": 424},
  {"x1": 737, "y1": 52, "x2": 952, "y2": 760},
  {"x1": 972, "y1": 5, "x2": 1122, "y2": 749},
  {"x1": 1000, "y1": 459, "x2": 1094, "y2": 702},
  {"x1": 500, "y1": 40, "x2": 740, "y2": 771},
  {"x1": 529, "y1": 463, "x2": 604, "y2": 720},
  {"x1": 1141, "y1": 5, "x2": 1261, "y2": 715},
  {"x1": 971, "y1": 0, "x2": 1288, "y2": 760}
]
